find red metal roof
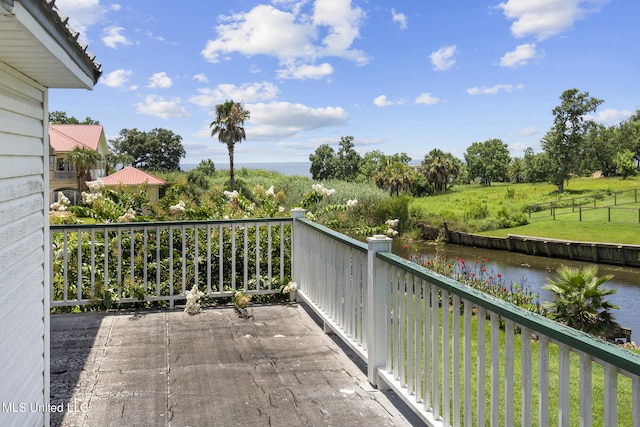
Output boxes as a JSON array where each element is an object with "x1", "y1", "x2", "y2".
[
  {"x1": 49, "y1": 124, "x2": 104, "y2": 152},
  {"x1": 102, "y1": 166, "x2": 166, "y2": 186}
]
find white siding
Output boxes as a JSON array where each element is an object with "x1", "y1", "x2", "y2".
[{"x1": 0, "y1": 61, "x2": 48, "y2": 427}]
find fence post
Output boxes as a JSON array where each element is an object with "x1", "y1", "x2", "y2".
[
  {"x1": 291, "y1": 208, "x2": 306, "y2": 301},
  {"x1": 367, "y1": 234, "x2": 393, "y2": 388}
]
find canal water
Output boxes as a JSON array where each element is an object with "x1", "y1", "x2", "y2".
[{"x1": 395, "y1": 240, "x2": 640, "y2": 343}]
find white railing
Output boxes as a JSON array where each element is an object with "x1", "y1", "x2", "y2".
[
  {"x1": 292, "y1": 213, "x2": 640, "y2": 427},
  {"x1": 51, "y1": 211, "x2": 640, "y2": 426},
  {"x1": 50, "y1": 218, "x2": 292, "y2": 308}
]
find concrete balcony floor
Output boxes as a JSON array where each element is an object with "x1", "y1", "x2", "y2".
[{"x1": 50, "y1": 303, "x2": 422, "y2": 426}]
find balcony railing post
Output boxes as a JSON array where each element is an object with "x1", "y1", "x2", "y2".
[
  {"x1": 367, "y1": 234, "x2": 392, "y2": 388},
  {"x1": 291, "y1": 208, "x2": 306, "y2": 301}
]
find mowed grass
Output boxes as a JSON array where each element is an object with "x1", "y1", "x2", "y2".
[
  {"x1": 410, "y1": 176, "x2": 640, "y2": 244},
  {"x1": 410, "y1": 305, "x2": 635, "y2": 426}
]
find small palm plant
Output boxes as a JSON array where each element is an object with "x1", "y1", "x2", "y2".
[{"x1": 542, "y1": 265, "x2": 620, "y2": 338}]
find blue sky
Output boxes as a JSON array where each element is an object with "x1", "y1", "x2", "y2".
[{"x1": 50, "y1": 0, "x2": 639, "y2": 167}]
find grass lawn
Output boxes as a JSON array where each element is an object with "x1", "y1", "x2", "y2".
[
  {"x1": 418, "y1": 307, "x2": 634, "y2": 426},
  {"x1": 478, "y1": 218, "x2": 640, "y2": 244},
  {"x1": 410, "y1": 177, "x2": 640, "y2": 245}
]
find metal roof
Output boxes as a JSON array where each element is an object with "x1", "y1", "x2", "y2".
[
  {"x1": 49, "y1": 124, "x2": 104, "y2": 152},
  {"x1": 102, "y1": 166, "x2": 167, "y2": 186},
  {"x1": 0, "y1": 0, "x2": 101, "y2": 88}
]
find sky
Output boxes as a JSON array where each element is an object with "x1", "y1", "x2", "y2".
[{"x1": 49, "y1": 0, "x2": 640, "y2": 167}]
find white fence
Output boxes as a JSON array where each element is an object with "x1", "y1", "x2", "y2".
[{"x1": 292, "y1": 212, "x2": 640, "y2": 427}]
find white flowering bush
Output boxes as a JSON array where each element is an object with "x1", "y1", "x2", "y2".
[
  {"x1": 185, "y1": 285, "x2": 205, "y2": 315},
  {"x1": 265, "y1": 185, "x2": 275, "y2": 197},
  {"x1": 346, "y1": 199, "x2": 358, "y2": 208},
  {"x1": 312, "y1": 183, "x2": 336, "y2": 197},
  {"x1": 282, "y1": 281, "x2": 297, "y2": 294},
  {"x1": 50, "y1": 192, "x2": 71, "y2": 211},
  {"x1": 169, "y1": 200, "x2": 186, "y2": 217},
  {"x1": 385, "y1": 218, "x2": 400, "y2": 237},
  {"x1": 87, "y1": 178, "x2": 105, "y2": 192},
  {"x1": 223, "y1": 190, "x2": 239, "y2": 201},
  {"x1": 81, "y1": 190, "x2": 103, "y2": 205},
  {"x1": 81, "y1": 179, "x2": 105, "y2": 205},
  {"x1": 250, "y1": 184, "x2": 284, "y2": 218},
  {"x1": 117, "y1": 208, "x2": 137, "y2": 223}
]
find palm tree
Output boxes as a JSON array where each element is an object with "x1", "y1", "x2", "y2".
[
  {"x1": 210, "y1": 100, "x2": 250, "y2": 189},
  {"x1": 542, "y1": 265, "x2": 620, "y2": 337},
  {"x1": 373, "y1": 162, "x2": 414, "y2": 196},
  {"x1": 420, "y1": 149, "x2": 460, "y2": 193},
  {"x1": 65, "y1": 147, "x2": 99, "y2": 193}
]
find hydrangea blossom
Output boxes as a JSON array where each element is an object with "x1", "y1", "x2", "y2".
[
  {"x1": 223, "y1": 190, "x2": 239, "y2": 200},
  {"x1": 385, "y1": 218, "x2": 399, "y2": 237},
  {"x1": 117, "y1": 208, "x2": 136, "y2": 223},
  {"x1": 282, "y1": 281, "x2": 297, "y2": 294},
  {"x1": 265, "y1": 186, "x2": 275, "y2": 197},
  {"x1": 50, "y1": 192, "x2": 71, "y2": 211},
  {"x1": 169, "y1": 200, "x2": 186, "y2": 214},
  {"x1": 346, "y1": 199, "x2": 358, "y2": 208},
  {"x1": 185, "y1": 285, "x2": 205, "y2": 315},
  {"x1": 311, "y1": 183, "x2": 336, "y2": 196},
  {"x1": 385, "y1": 219, "x2": 399, "y2": 228},
  {"x1": 81, "y1": 191, "x2": 102, "y2": 205},
  {"x1": 87, "y1": 179, "x2": 104, "y2": 193}
]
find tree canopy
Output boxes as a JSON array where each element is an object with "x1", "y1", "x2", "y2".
[
  {"x1": 110, "y1": 128, "x2": 185, "y2": 172},
  {"x1": 542, "y1": 88, "x2": 603, "y2": 193},
  {"x1": 49, "y1": 110, "x2": 99, "y2": 124},
  {"x1": 464, "y1": 139, "x2": 510, "y2": 185}
]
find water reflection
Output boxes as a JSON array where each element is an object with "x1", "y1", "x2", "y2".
[{"x1": 395, "y1": 240, "x2": 640, "y2": 343}]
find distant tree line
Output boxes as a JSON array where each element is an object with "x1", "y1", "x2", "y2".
[{"x1": 309, "y1": 89, "x2": 640, "y2": 195}]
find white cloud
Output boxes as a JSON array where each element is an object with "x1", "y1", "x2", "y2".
[
  {"x1": 189, "y1": 82, "x2": 279, "y2": 107},
  {"x1": 54, "y1": 0, "x2": 105, "y2": 35},
  {"x1": 277, "y1": 62, "x2": 334, "y2": 80},
  {"x1": 586, "y1": 108, "x2": 633, "y2": 124},
  {"x1": 201, "y1": 0, "x2": 367, "y2": 75},
  {"x1": 312, "y1": 0, "x2": 367, "y2": 62},
  {"x1": 391, "y1": 8, "x2": 408, "y2": 30},
  {"x1": 135, "y1": 95, "x2": 191, "y2": 119},
  {"x1": 147, "y1": 72, "x2": 173, "y2": 89},
  {"x1": 373, "y1": 95, "x2": 404, "y2": 107},
  {"x1": 246, "y1": 101, "x2": 349, "y2": 139},
  {"x1": 277, "y1": 141, "x2": 324, "y2": 150},
  {"x1": 467, "y1": 84, "x2": 524, "y2": 95},
  {"x1": 430, "y1": 45, "x2": 457, "y2": 71},
  {"x1": 102, "y1": 26, "x2": 131, "y2": 49},
  {"x1": 498, "y1": 0, "x2": 609, "y2": 41},
  {"x1": 202, "y1": 5, "x2": 313, "y2": 62},
  {"x1": 415, "y1": 93, "x2": 441, "y2": 105},
  {"x1": 193, "y1": 74, "x2": 208, "y2": 83},
  {"x1": 101, "y1": 69, "x2": 134, "y2": 88},
  {"x1": 517, "y1": 126, "x2": 538, "y2": 136},
  {"x1": 500, "y1": 43, "x2": 541, "y2": 67}
]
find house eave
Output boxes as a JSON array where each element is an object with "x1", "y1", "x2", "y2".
[{"x1": 0, "y1": 0, "x2": 101, "y2": 88}]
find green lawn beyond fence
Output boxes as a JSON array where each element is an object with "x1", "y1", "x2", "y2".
[{"x1": 529, "y1": 189, "x2": 640, "y2": 224}]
